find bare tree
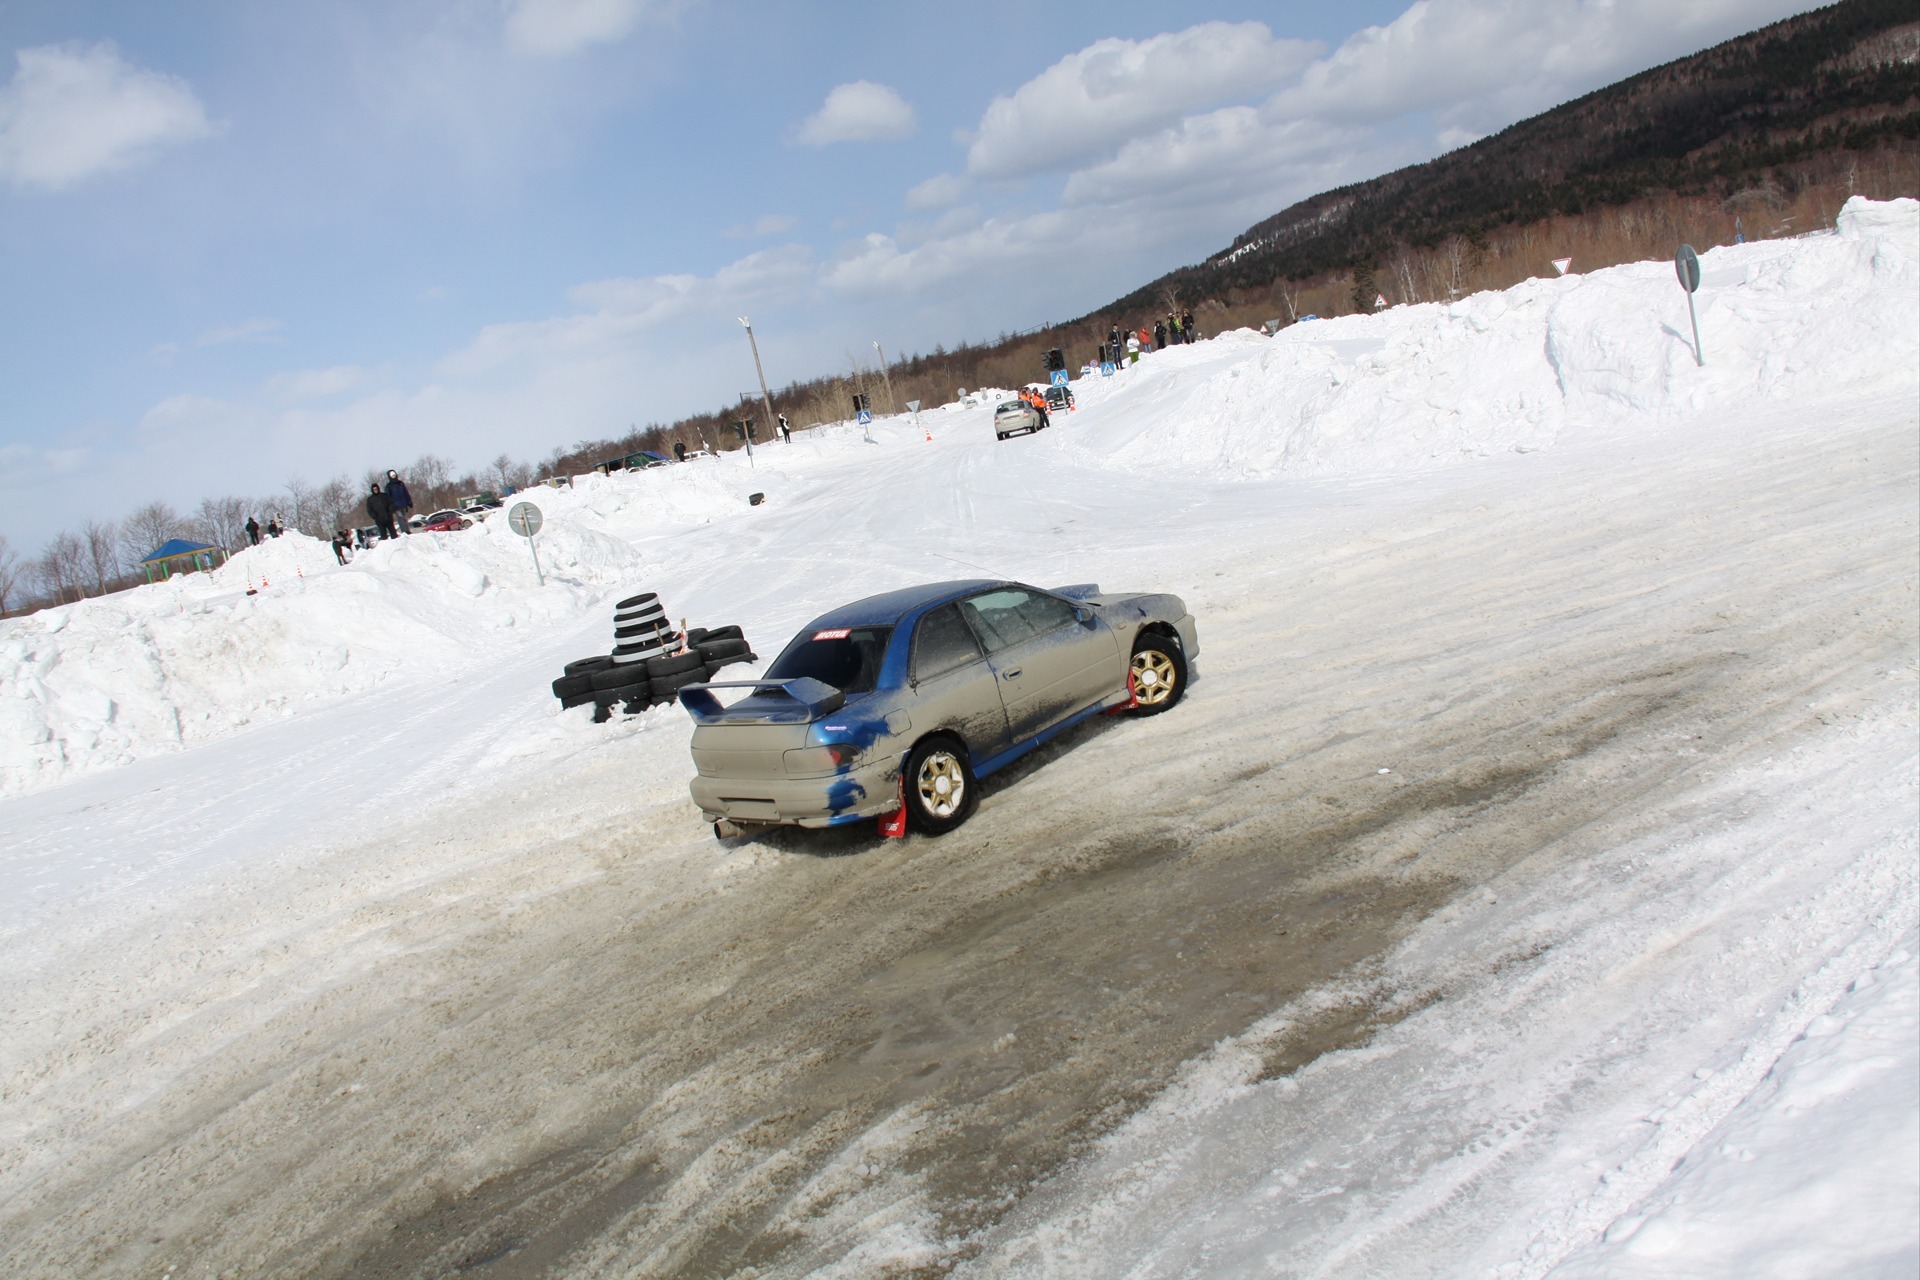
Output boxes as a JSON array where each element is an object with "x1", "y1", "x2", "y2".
[
  {"x1": 1392, "y1": 253, "x2": 1422, "y2": 306},
  {"x1": 36, "y1": 532, "x2": 83, "y2": 605},
  {"x1": 0, "y1": 535, "x2": 22, "y2": 614},
  {"x1": 489, "y1": 453, "x2": 515, "y2": 494},
  {"x1": 406, "y1": 454, "x2": 451, "y2": 504},
  {"x1": 193, "y1": 495, "x2": 251, "y2": 551},
  {"x1": 120, "y1": 501, "x2": 185, "y2": 567},
  {"x1": 315, "y1": 474, "x2": 356, "y2": 535},
  {"x1": 81, "y1": 519, "x2": 121, "y2": 594}
]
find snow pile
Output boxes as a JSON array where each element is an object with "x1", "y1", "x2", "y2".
[
  {"x1": 0, "y1": 200, "x2": 1913, "y2": 800},
  {"x1": 1082, "y1": 196, "x2": 1917, "y2": 479}
]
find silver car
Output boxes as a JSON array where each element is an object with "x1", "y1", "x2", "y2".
[
  {"x1": 679, "y1": 580, "x2": 1198, "y2": 838},
  {"x1": 994, "y1": 399, "x2": 1042, "y2": 440}
]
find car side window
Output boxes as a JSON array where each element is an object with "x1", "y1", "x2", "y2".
[
  {"x1": 959, "y1": 588, "x2": 1075, "y2": 654},
  {"x1": 912, "y1": 604, "x2": 983, "y2": 682}
]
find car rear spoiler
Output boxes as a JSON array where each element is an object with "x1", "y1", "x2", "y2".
[{"x1": 677, "y1": 677, "x2": 846, "y2": 725}]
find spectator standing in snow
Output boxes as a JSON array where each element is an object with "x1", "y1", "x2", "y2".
[
  {"x1": 331, "y1": 530, "x2": 351, "y2": 564},
  {"x1": 384, "y1": 470, "x2": 414, "y2": 534},
  {"x1": 1154, "y1": 320, "x2": 1166, "y2": 350},
  {"x1": 1181, "y1": 310, "x2": 1196, "y2": 342},
  {"x1": 245, "y1": 515, "x2": 260, "y2": 546},
  {"x1": 778, "y1": 413, "x2": 791, "y2": 443},
  {"x1": 673, "y1": 441, "x2": 687, "y2": 461},
  {"x1": 267, "y1": 515, "x2": 284, "y2": 538},
  {"x1": 366, "y1": 484, "x2": 395, "y2": 539},
  {"x1": 1126, "y1": 332, "x2": 1141, "y2": 364}
]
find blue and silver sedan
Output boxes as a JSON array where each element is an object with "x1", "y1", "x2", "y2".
[{"x1": 679, "y1": 580, "x2": 1198, "y2": 837}]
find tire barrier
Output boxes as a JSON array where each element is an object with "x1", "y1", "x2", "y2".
[{"x1": 550, "y1": 588, "x2": 755, "y2": 720}]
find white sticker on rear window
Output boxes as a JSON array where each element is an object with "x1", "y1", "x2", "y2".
[{"x1": 813, "y1": 628, "x2": 851, "y2": 640}]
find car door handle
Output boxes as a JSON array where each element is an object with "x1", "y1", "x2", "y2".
[{"x1": 1001, "y1": 668, "x2": 1022, "y2": 679}]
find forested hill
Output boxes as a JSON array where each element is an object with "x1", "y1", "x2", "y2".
[{"x1": 1101, "y1": 0, "x2": 1920, "y2": 315}]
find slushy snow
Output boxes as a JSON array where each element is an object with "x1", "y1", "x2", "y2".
[{"x1": 0, "y1": 198, "x2": 1913, "y2": 1279}]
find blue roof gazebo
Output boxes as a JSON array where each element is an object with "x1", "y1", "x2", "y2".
[{"x1": 140, "y1": 538, "x2": 226, "y2": 583}]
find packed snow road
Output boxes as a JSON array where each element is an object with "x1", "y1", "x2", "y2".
[{"x1": 0, "y1": 203, "x2": 1914, "y2": 1277}]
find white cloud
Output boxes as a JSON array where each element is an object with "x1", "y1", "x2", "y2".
[
  {"x1": 905, "y1": 172, "x2": 966, "y2": 211},
  {"x1": 441, "y1": 245, "x2": 813, "y2": 376},
  {"x1": 796, "y1": 81, "x2": 917, "y2": 146},
  {"x1": 965, "y1": 22, "x2": 1317, "y2": 180},
  {"x1": 0, "y1": 42, "x2": 211, "y2": 191},
  {"x1": 267, "y1": 365, "x2": 375, "y2": 402},
  {"x1": 1062, "y1": 107, "x2": 1372, "y2": 208},
  {"x1": 822, "y1": 210, "x2": 1086, "y2": 297},
  {"x1": 503, "y1": 0, "x2": 662, "y2": 57},
  {"x1": 1268, "y1": 0, "x2": 1823, "y2": 135}
]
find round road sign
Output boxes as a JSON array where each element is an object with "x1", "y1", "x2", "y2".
[
  {"x1": 1674, "y1": 244, "x2": 1701, "y2": 294},
  {"x1": 507, "y1": 501, "x2": 543, "y2": 537}
]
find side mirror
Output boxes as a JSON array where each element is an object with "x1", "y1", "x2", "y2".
[{"x1": 1074, "y1": 607, "x2": 1093, "y2": 626}]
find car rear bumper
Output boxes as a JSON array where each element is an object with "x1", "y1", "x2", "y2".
[{"x1": 690, "y1": 753, "x2": 904, "y2": 828}]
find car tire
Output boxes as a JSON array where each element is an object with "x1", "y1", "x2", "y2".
[
  {"x1": 615, "y1": 591, "x2": 659, "y2": 611},
  {"x1": 560, "y1": 689, "x2": 598, "y2": 709},
  {"x1": 696, "y1": 637, "x2": 750, "y2": 661},
  {"x1": 1128, "y1": 630, "x2": 1187, "y2": 716},
  {"x1": 646, "y1": 651, "x2": 705, "y2": 679},
  {"x1": 552, "y1": 673, "x2": 594, "y2": 699},
  {"x1": 564, "y1": 655, "x2": 614, "y2": 676},
  {"x1": 903, "y1": 735, "x2": 977, "y2": 836},
  {"x1": 591, "y1": 664, "x2": 651, "y2": 691},
  {"x1": 704, "y1": 651, "x2": 757, "y2": 676},
  {"x1": 651, "y1": 667, "x2": 706, "y2": 698},
  {"x1": 695, "y1": 624, "x2": 743, "y2": 644}
]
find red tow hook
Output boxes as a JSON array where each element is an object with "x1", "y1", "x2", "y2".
[
  {"x1": 1105, "y1": 667, "x2": 1139, "y2": 715},
  {"x1": 878, "y1": 776, "x2": 908, "y2": 838}
]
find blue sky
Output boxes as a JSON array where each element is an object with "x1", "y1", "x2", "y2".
[{"x1": 0, "y1": 0, "x2": 1821, "y2": 552}]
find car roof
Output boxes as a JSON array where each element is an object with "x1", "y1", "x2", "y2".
[{"x1": 805, "y1": 579, "x2": 1004, "y2": 629}]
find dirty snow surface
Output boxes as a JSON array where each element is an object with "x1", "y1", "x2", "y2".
[{"x1": 2, "y1": 199, "x2": 1915, "y2": 1279}]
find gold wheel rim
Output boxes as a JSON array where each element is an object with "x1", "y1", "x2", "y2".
[
  {"x1": 1131, "y1": 649, "x2": 1177, "y2": 705},
  {"x1": 916, "y1": 751, "x2": 966, "y2": 818}
]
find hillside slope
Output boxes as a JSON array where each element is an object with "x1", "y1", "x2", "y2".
[{"x1": 1104, "y1": 0, "x2": 1919, "y2": 314}]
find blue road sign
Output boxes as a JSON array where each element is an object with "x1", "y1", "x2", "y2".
[
  {"x1": 1050, "y1": 370, "x2": 1068, "y2": 386},
  {"x1": 856, "y1": 409, "x2": 872, "y2": 425},
  {"x1": 1100, "y1": 362, "x2": 1115, "y2": 377}
]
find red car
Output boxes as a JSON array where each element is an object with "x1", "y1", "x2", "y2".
[{"x1": 419, "y1": 509, "x2": 472, "y2": 533}]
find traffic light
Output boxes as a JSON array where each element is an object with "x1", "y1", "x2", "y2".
[
  {"x1": 1045, "y1": 348, "x2": 1064, "y2": 372},
  {"x1": 852, "y1": 393, "x2": 870, "y2": 415}
]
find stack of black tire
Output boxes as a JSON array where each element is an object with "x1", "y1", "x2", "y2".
[{"x1": 550, "y1": 591, "x2": 758, "y2": 722}]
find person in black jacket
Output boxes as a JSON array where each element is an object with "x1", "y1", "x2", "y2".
[
  {"x1": 366, "y1": 484, "x2": 395, "y2": 539},
  {"x1": 384, "y1": 470, "x2": 414, "y2": 534},
  {"x1": 245, "y1": 515, "x2": 260, "y2": 545}
]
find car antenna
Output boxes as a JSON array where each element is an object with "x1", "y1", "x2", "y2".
[{"x1": 926, "y1": 551, "x2": 1013, "y2": 578}]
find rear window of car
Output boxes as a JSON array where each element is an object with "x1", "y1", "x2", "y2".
[{"x1": 764, "y1": 626, "x2": 893, "y2": 695}]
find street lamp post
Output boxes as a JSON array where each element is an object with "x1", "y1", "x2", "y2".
[
  {"x1": 737, "y1": 317, "x2": 779, "y2": 446},
  {"x1": 872, "y1": 340, "x2": 898, "y2": 415}
]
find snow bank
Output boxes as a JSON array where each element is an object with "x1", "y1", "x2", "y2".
[
  {"x1": 1, "y1": 200, "x2": 1913, "y2": 798},
  {"x1": 1080, "y1": 196, "x2": 1917, "y2": 480}
]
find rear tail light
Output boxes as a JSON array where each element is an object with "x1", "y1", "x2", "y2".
[{"x1": 783, "y1": 744, "x2": 860, "y2": 775}]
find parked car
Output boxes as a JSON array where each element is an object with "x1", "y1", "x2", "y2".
[
  {"x1": 419, "y1": 509, "x2": 472, "y2": 532},
  {"x1": 994, "y1": 400, "x2": 1042, "y2": 441},
  {"x1": 1044, "y1": 384, "x2": 1075, "y2": 413},
  {"x1": 678, "y1": 580, "x2": 1198, "y2": 838}
]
